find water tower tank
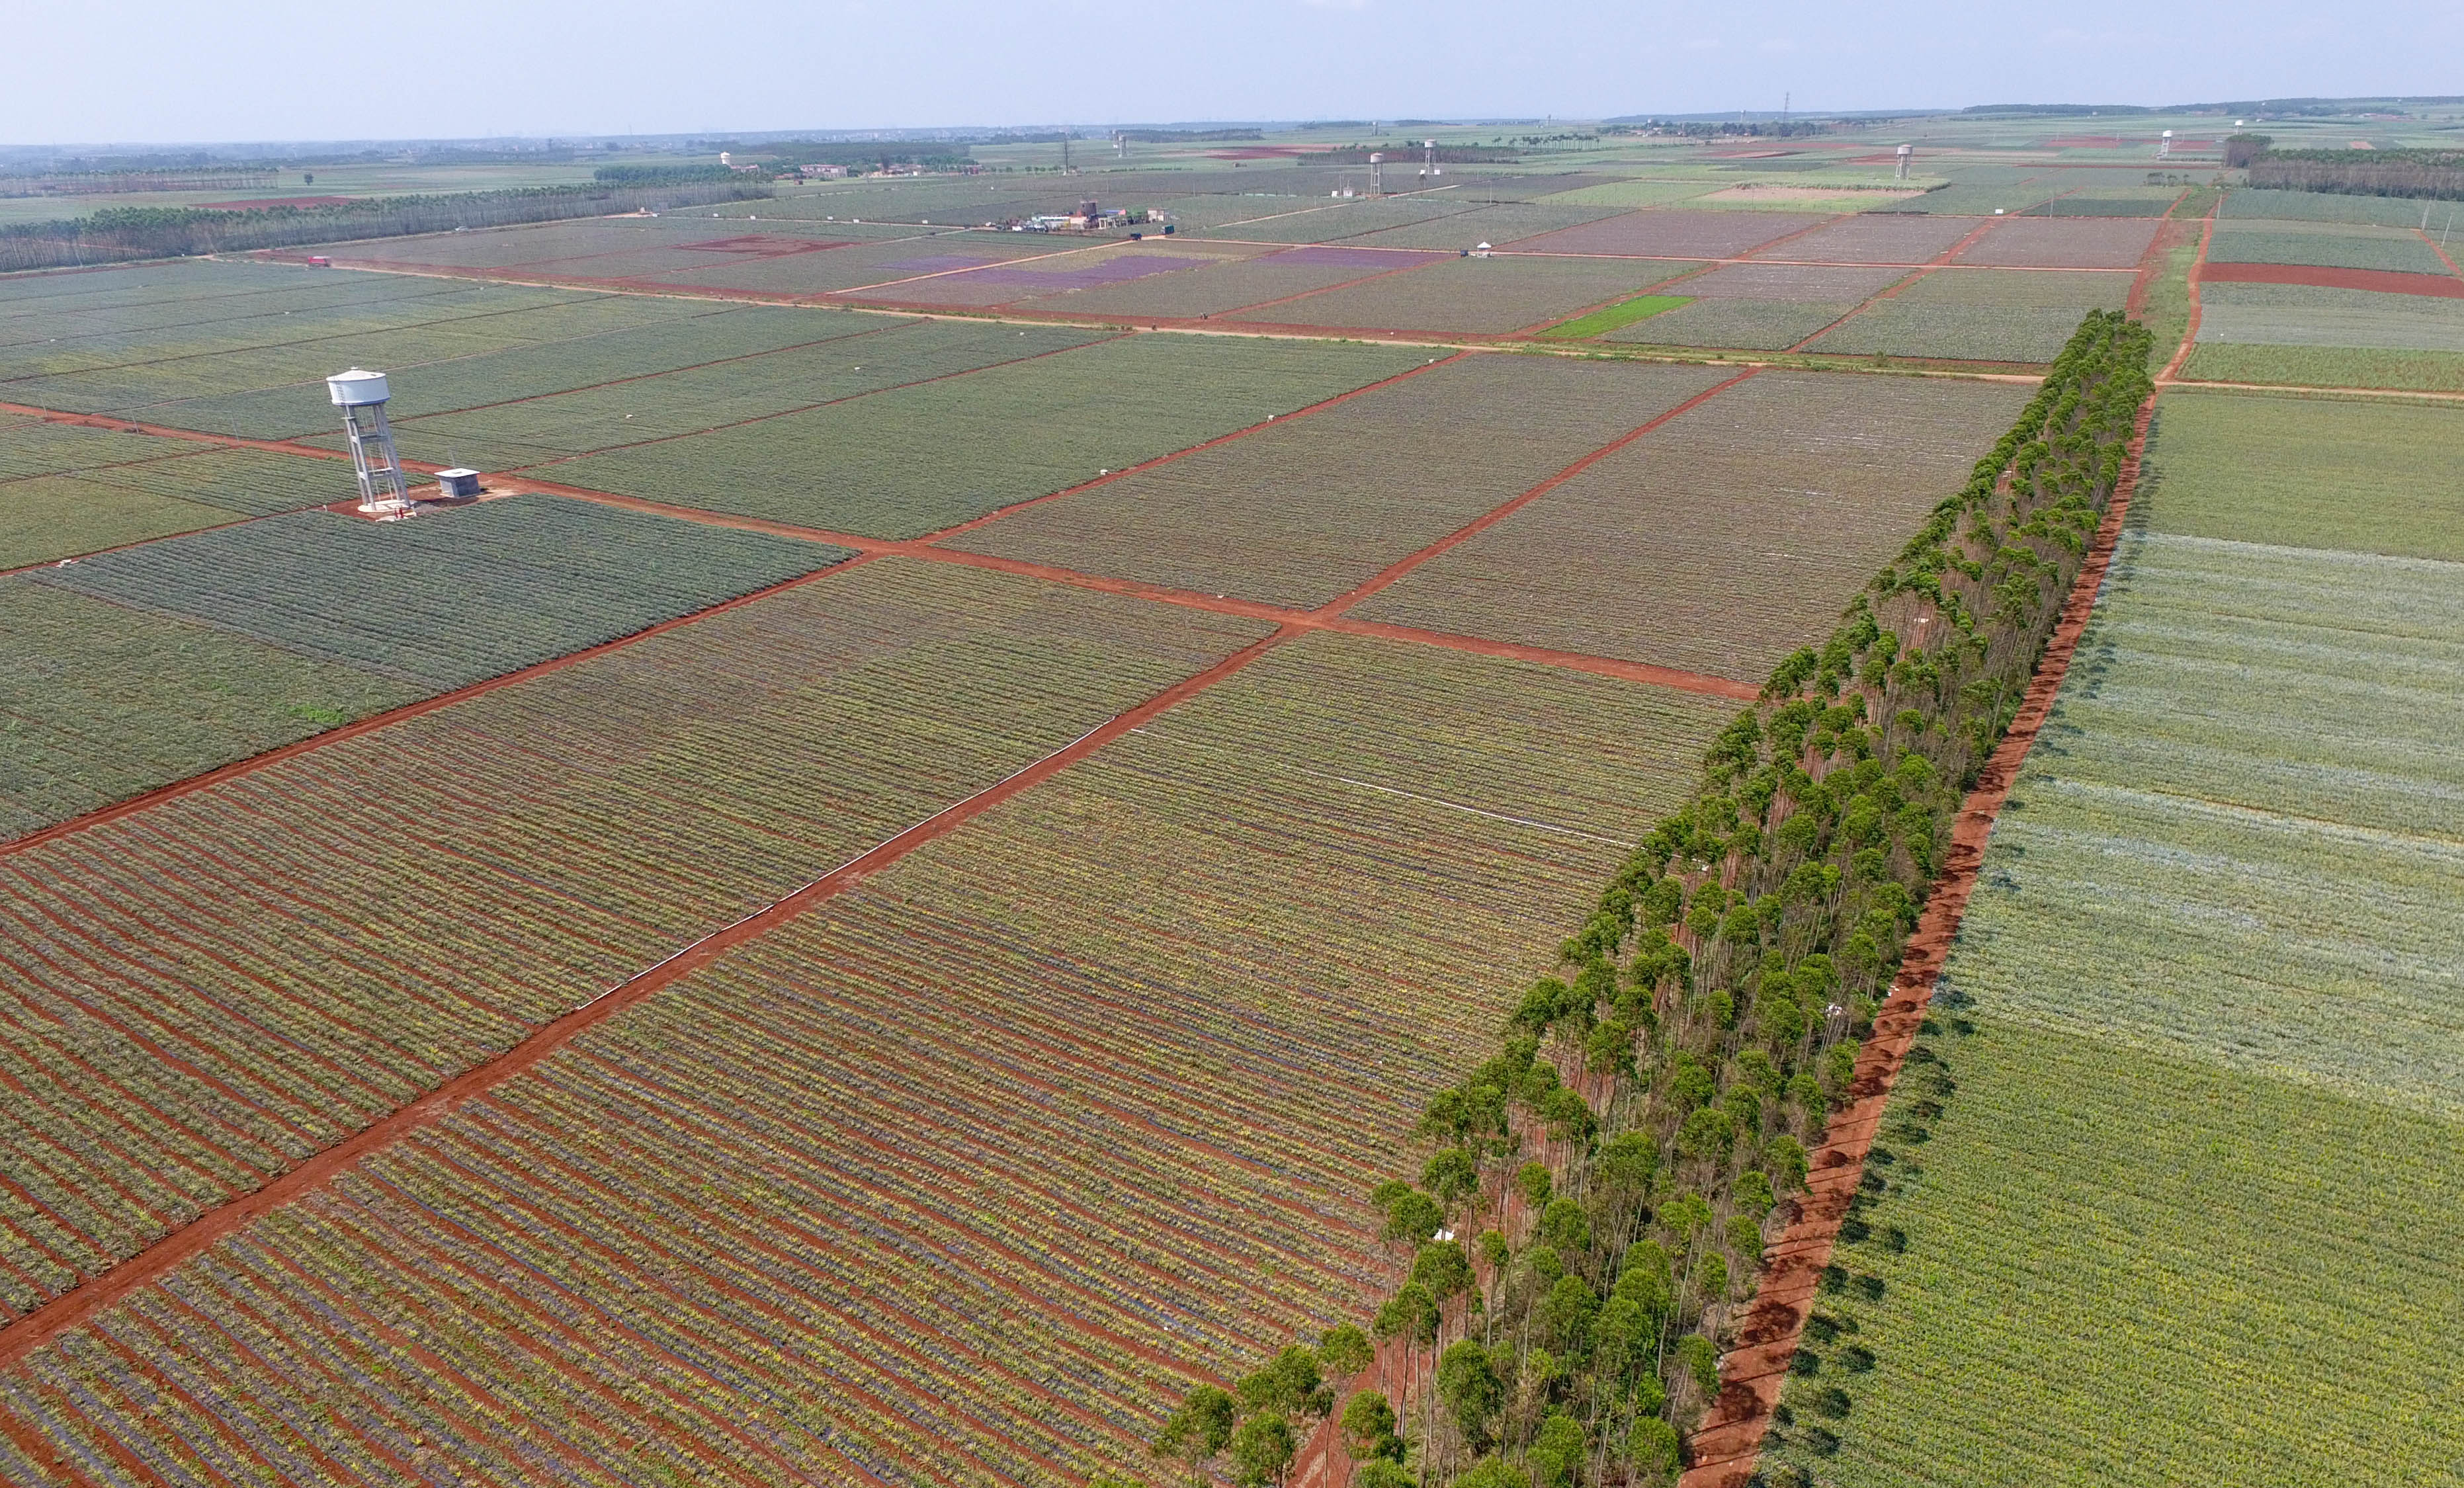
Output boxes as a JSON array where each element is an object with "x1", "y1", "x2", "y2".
[{"x1": 327, "y1": 368, "x2": 391, "y2": 406}]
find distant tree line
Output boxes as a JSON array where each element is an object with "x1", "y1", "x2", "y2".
[
  {"x1": 1147, "y1": 311, "x2": 2156, "y2": 1488},
  {"x1": 0, "y1": 180, "x2": 771, "y2": 274},
  {"x1": 593, "y1": 164, "x2": 743, "y2": 185},
  {"x1": 2235, "y1": 139, "x2": 2464, "y2": 200}
]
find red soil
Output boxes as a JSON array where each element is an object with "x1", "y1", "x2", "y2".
[
  {"x1": 2161, "y1": 204, "x2": 2219, "y2": 385},
  {"x1": 2195, "y1": 259, "x2": 2464, "y2": 299},
  {"x1": 1677, "y1": 394, "x2": 2158, "y2": 1487}
]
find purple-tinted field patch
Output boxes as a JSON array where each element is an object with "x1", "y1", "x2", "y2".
[
  {"x1": 964, "y1": 255, "x2": 1217, "y2": 290},
  {"x1": 882, "y1": 254, "x2": 1007, "y2": 274},
  {"x1": 1266, "y1": 246, "x2": 1448, "y2": 269}
]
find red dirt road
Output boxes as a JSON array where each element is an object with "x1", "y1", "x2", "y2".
[
  {"x1": 1677, "y1": 395, "x2": 2156, "y2": 1487},
  {"x1": 2195, "y1": 259, "x2": 2464, "y2": 299}
]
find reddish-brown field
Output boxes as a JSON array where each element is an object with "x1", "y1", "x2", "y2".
[
  {"x1": 1348, "y1": 370, "x2": 2035, "y2": 679},
  {"x1": 2195, "y1": 261, "x2": 2464, "y2": 298}
]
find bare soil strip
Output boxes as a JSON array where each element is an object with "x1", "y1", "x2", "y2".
[
  {"x1": 1676, "y1": 395, "x2": 2158, "y2": 1487},
  {"x1": 2194, "y1": 260, "x2": 2464, "y2": 299},
  {"x1": 2160, "y1": 205, "x2": 2219, "y2": 386}
]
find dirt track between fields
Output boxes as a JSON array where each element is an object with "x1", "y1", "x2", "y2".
[{"x1": 1676, "y1": 392, "x2": 2158, "y2": 1487}]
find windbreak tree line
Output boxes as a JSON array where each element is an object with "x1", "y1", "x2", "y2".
[
  {"x1": 1152, "y1": 311, "x2": 2155, "y2": 1488},
  {"x1": 0, "y1": 180, "x2": 772, "y2": 273}
]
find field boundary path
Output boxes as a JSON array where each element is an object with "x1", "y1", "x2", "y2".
[{"x1": 1676, "y1": 398, "x2": 2160, "y2": 1487}]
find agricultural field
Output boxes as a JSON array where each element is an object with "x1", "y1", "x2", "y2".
[
  {"x1": 2137, "y1": 391, "x2": 2464, "y2": 560},
  {"x1": 0, "y1": 581, "x2": 423, "y2": 839},
  {"x1": 1506, "y1": 208, "x2": 1829, "y2": 259},
  {"x1": 1951, "y1": 214, "x2": 2160, "y2": 269},
  {"x1": 0, "y1": 631, "x2": 1734, "y2": 1480},
  {"x1": 1230, "y1": 253, "x2": 1695, "y2": 335},
  {"x1": 30, "y1": 495, "x2": 843, "y2": 688},
  {"x1": 1001, "y1": 243, "x2": 1433, "y2": 321},
  {"x1": 1806, "y1": 267, "x2": 2133, "y2": 362},
  {"x1": 0, "y1": 416, "x2": 344, "y2": 566},
  {"x1": 940, "y1": 354, "x2": 1735, "y2": 607},
  {"x1": 1585, "y1": 261, "x2": 1909, "y2": 349},
  {"x1": 0, "y1": 558, "x2": 1275, "y2": 1305},
  {"x1": 1748, "y1": 214, "x2": 1980, "y2": 263},
  {"x1": 2180, "y1": 280, "x2": 2464, "y2": 390},
  {"x1": 364, "y1": 317, "x2": 1107, "y2": 472},
  {"x1": 2, "y1": 270, "x2": 710, "y2": 431},
  {"x1": 1349, "y1": 369, "x2": 2032, "y2": 679},
  {"x1": 546, "y1": 331, "x2": 1429, "y2": 536},
  {"x1": 2221, "y1": 187, "x2": 2464, "y2": 229},
  {"x1": 1328, "y1": 200, "x2": 1625, "y2": 250},
  {"x1": 2206, "y1": 222, "x2": 2455, "y2": 276},
  {"x1": 1760, "y1": 507, "x2": 2464, "y2": 1487}
]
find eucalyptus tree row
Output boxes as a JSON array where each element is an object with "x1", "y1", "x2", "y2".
[{"x1": 1151, "y1": 311, "x2": 2154, "y2": 1488}]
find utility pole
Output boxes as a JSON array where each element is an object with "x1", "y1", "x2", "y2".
[{"x1": 1062, "y1": 130, "x2": 1072, "y2": 173}]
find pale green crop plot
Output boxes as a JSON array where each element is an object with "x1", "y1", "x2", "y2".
[
  {"x1": 2138, "y1": 391, "x2": 2464, "y2": 561},
  {"x1": 1763, "y1": 1020, "x2": 2464, "y2": 1488},
  {"x1": 2207, "y1": 224, "x2": 2452, "y2": 276},
  {"x1": 1760, "y1": 512, "x2": 2464, "y2": 1487},
  {"x1": 0, "y1": 415, "x2": 352, "y2": 567},
  {"x1": 2222, "y1": 187, "x2": 2464, "y2": 229},
  {"x1": 0, "y1": 582, "x2": 423, "y2": 840},
  {"x1": 2193, "y1": 280, "x2": 2464, "y2": 352},
  {"x1": 549, "y1": 331, "x2": 1429, "y2": 537}
]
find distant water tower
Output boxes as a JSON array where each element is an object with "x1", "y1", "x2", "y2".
[
  {"x1": 2158, "y1": 130, "x2": 2174, "y2": 159},
  {"x1": 1895, "y1": 144, "x2": 1912, "y2": 179},
  {"x1": 326, "y1": 368, "x2": 412, "y2": 518},
  {"x1": 1369, "y1": 151, "x2": 1384, "y2": 196}
]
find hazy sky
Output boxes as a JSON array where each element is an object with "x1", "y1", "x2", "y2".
[{"x1": 6, "y1": 0, "x2": 2461, "y2": 144}]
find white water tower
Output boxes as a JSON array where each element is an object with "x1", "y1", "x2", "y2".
[{"x1": 326, "y1": 368, "x2": 412, "y2": 518}]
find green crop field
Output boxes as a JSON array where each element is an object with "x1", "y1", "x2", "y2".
[
  {"x1": 1606, "y1": 296, "x2": 1853, "y2": 349},
  {"x1": 2207, "y1": 225, "x2": 2453, "y2": 276},
  {"x1": 0, "y1": 558, "x2": 1275, "y2": 1302},
  {"x1": 548, "y1": 331, "x2": 1429, "y2": 536},
  {"x1": 2, "y1": 272, "x2": 702, "y2": 428},
  {"x1": 1232, "y1": 253, "x2": 1696, "y2": 335},
  {"x1": 1760, "y1": 518, "x2": 2464, "y2": 1488},
  {"x1": 2223, "y1": 187, "x2": 2464, "y2": 229},
  {"x1": 943, "y1": 354, "x2": 1733, "y2": 607},
  {"x1": 1351, "y1": 369, "x2": 2033, "y2": 679},
  {"x1": 2177, "y1": 341, "x2": 2464, "y2": 392},
  {"x1": 1003, "y1": 244, "x2": 1414, "y2": 320},
  {"x1": 34, "y1": 495, "x2": 846, "y2": 688},
  {"x1": 1808, "y1": 269, "x2": 2133, "y2": 362},
  {"x1": 2139, "y1": 391, "x2": 2464, "y2": 560},
  {"x1": 0, "y1": 631, "x2": 1733, "y2": 1475},
  {"x1": 368, "y1": 317, "x2": 1105, "y2": 471},
  {"x1": 0, "y1": 416, "x2": 356, "y2": 565},
  {"x1": 1539, "y1": 292, "x2": 1695, "y2": 339},
  {"x1": 0, "y1": 582, "x2": 423, "y2": 839},
  {"x1": 2191, "y1": 281, "x2": 2464, "y2": 352}
]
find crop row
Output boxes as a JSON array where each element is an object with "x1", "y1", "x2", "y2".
[
  {"x1": 3, "y1": 279, "x2": 665, "y2": 424},
  {"x1": 0, "y1": 581, "x2": 422, "y2": 841},
  {"x1": 1760, "y1": 430, "x2": 2464, "y2": 1487},
  {"x1": 0, "y1": 632, "x2": 1729, "y2": 1482},
  {"x1": 368, "y1": 315, "x2": 1104, "y2": 472},
  {"x1": 1509, "y1": 208, "x2": 1830, "y2": 261},
  {"x1": 34, "y1": 495, "x2": 845, "y2": 689},
  {"x1": 0, "y1": 558, "x2": 1274, "y2": 1303},
  {"x1": 1350, "y1": 369, "x2": 2033, "y2": 679},
  {"x1": 2207, "y1": 222, "x2": 2453, "y2": 276},
  {"x1": 945, "y1": 354, "x2": 1736, "y2": 608},
  {"x1": 153, "y1": 302, "x2": 883, "y2": 442},
  {"x1": 547, "y1": 330, "x2": 1430, "y2": 538},
  {"x1": 2137, "y1": 390, "x2": 2464, "y2": 560},
  {"x1": 1950, "y1": 214, "x2": 2159, "y2": 269},
  {"x1": 1, "y1": 415, "x2": 357, "y2": 567}
]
